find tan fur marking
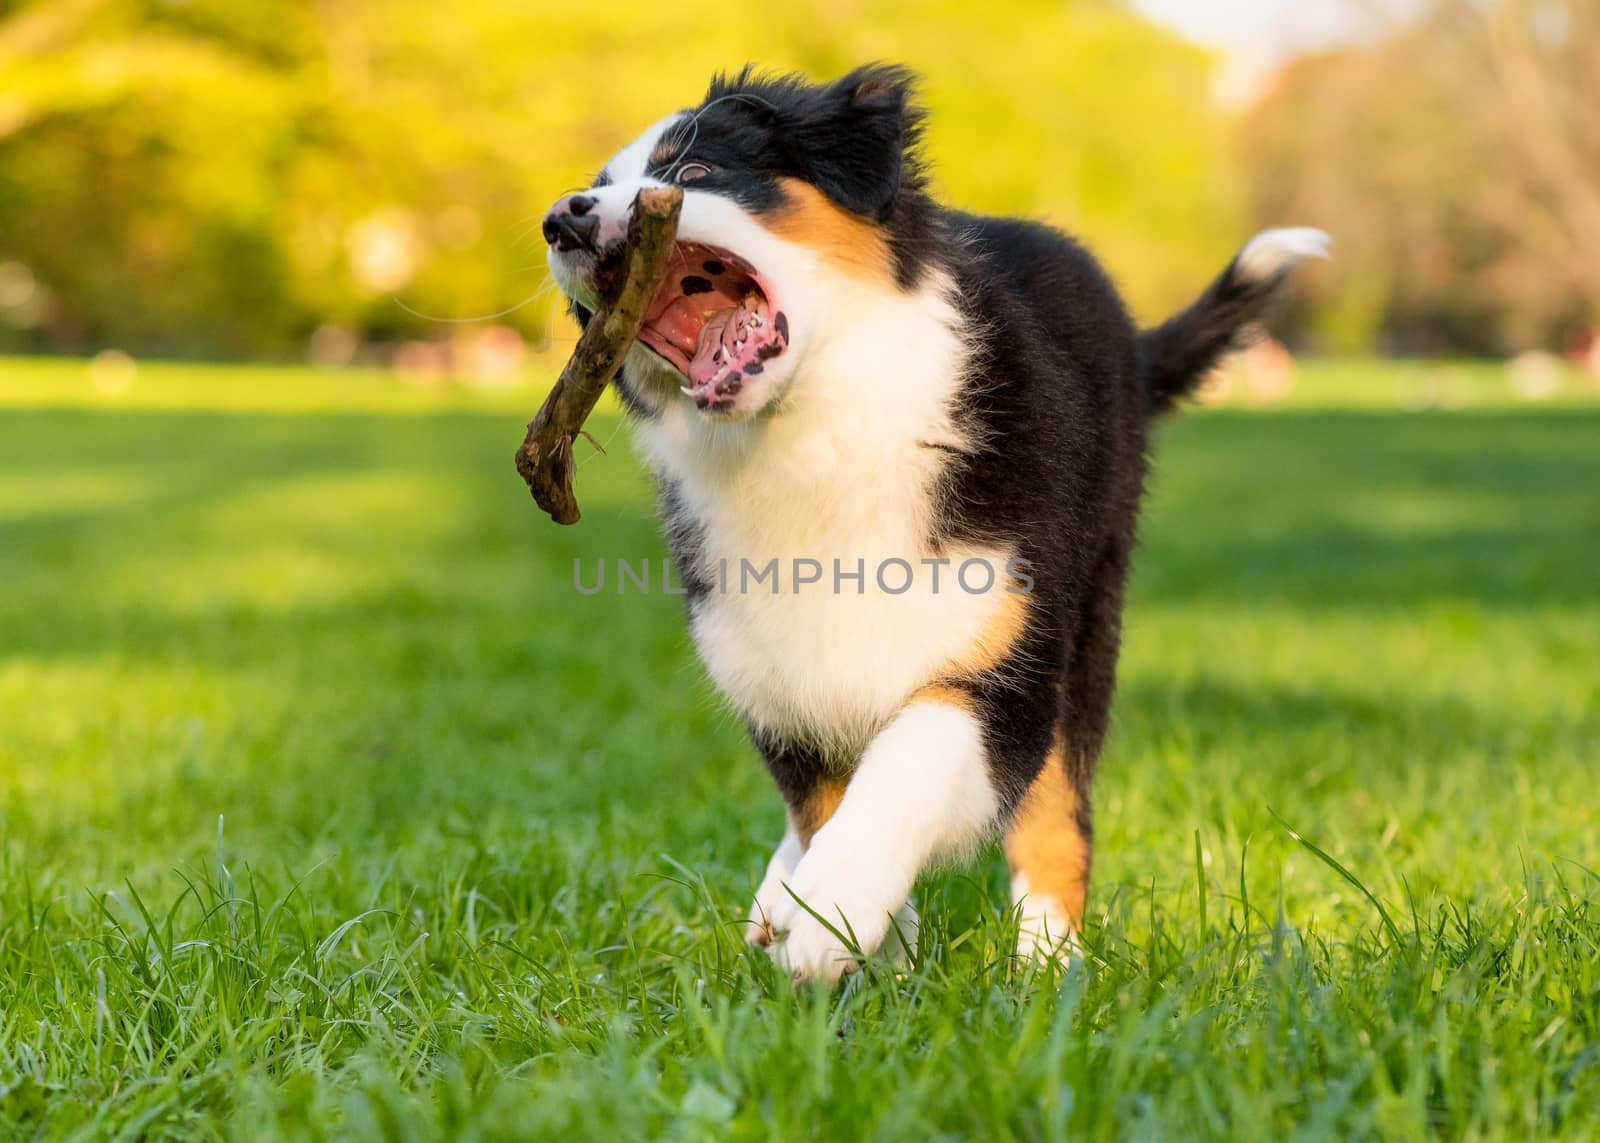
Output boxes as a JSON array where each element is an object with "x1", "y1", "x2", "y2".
[
  {"x1": 911, "y1": 682, "x2": 973, "y2": 712},
  {"x1": 947, "y1": 587, "x2": 1030, "y2": 676},
  {"x1": 792, "y1": 779, "x2": 846, "y2": 847},
  {"x1": 768, "y1": 178, "x2": 895, "y2": 283},
  {"x1": 648, "y1": 138, "x2": 679, "y2": 170},
  {"x1": 1004, "y1": 739, "x2": 1089, "y2": 930}
]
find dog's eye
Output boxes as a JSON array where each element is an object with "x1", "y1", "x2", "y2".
[{"x1": 675, "y1": 162, "x2": 712, "y2": 184}]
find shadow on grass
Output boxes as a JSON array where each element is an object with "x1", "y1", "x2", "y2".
[
  {"x1": 4, "y1": 406, "x2": 1595, "y2": 618},
  {"x1": 1139, "y1": 408, "x2": 1600, "y2": 609}
]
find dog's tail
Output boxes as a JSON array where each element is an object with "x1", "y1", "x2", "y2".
[{"x1": 1137, "y1": 227, "x2": 1330, "y2": 415}]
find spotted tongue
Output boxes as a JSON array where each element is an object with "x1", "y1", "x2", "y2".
[{"x1": 687, "y1": 292, "x2": 770, "y2": 391}]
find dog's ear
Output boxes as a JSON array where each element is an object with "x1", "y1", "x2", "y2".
[{"x1": 788, "y1": 64, "x2": 918, "y2": 221}]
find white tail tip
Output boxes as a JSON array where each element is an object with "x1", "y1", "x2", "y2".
[{"x1": 1235, "y1": 227, "x2": 1332, "y2": 282}]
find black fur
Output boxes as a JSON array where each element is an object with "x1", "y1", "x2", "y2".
[
  {"x1": 928, "y1": 210, "x2": 1147, "y2": 819},
  {"x1": 1139, "y1": 255, "x2": 1294, "y2": 413},
  {"x1": 633, "y1": 64, "x2": 940, "y2": 289}
]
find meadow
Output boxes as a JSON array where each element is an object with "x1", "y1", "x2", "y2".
[{"x1": 1, "y1": 356, "x2": 1597, "y2": 1139}]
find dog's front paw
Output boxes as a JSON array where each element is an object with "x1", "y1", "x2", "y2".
[
  {"x1": 764, "y1": 863, "x2": 906, "y2": 986},
  {"x1": 768, "y1": 905, "x2": 862, "y2": 985}
]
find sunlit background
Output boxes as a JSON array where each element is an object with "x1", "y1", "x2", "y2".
[{"x1": 1, "y1": 0, "x2": 1596, "y2": 384}]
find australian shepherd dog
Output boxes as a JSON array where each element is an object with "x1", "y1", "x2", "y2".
[{"x1": 544, "y1": 64, "x2": 1327, "y2": 984}]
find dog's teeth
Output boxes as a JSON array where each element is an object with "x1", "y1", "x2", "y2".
[{"x1": 680, "y1": 386, "x2": 695, "y2": 398}]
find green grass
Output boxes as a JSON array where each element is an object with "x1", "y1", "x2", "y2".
[{"x1": 1, "y1": 356, "x2": 1597, "y2": 1140}]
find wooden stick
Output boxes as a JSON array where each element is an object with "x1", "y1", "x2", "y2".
[{"x1": 514, "y1": 185, "x2": 683, "y2": 524}]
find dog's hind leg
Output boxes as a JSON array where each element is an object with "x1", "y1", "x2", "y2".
[
  {"x1": 1005, "y1": 735, "x2": 1091, "y2": 962},
  {"x1": 1005, "y1": 538, "x2": 1129, "y2": 962}
]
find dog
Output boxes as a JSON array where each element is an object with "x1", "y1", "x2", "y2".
[{"x1": 544, "y1": 64, "x2": 1327, "y2": 984}]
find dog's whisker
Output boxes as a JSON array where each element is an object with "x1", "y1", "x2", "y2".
[{"x1": 393, "y1": 269, "x2": 559, "y2": 324}]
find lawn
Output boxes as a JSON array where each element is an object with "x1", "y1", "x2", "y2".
[{"x1": 1, "y1": 356, "x2": 1597, "y2": 1139}]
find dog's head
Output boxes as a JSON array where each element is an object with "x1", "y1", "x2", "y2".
[{"x1": 544, "y1": 64, "x2": 928, "y2": 422}]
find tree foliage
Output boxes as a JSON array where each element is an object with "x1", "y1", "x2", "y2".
[
  {"x1": 0, "y1": 0, "x2": 1237, "y2": 357},
  {"x1": 3, "y1": 0, "x2": 1592, "y2": 360},
  {"x1": 1245, "y1": 0, "x2": 1600, "y2": 355}
]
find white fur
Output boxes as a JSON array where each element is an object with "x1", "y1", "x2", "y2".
[
  {"x1": 545, "y1": 115, "x2": 683, "y2": 294},
  {"x1": 767, "y1": 701, "x2": 997, "y2": 983},
  {"x1": 1011, "y1": 871, "x2": 1080, "y2": 964},
  {"x1": 1235, "y1": 227, "x2": 1331, "y2": 282},
  {"x1": 748, "y1": 830, "x2": 919, "y2": 969},
  {"x1": 631, "y1": 196, "x2": 1014, "y2": 757},
  {"x1": 550, "y1": 114, "x2": 681, "y2": 278},
  {"x1": 549, "y1": 143, "x2": 1017, "y2": 756}
]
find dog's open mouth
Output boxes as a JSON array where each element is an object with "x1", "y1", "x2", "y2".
[{"x1": 636, "y1": 242, "x2": 788, "y2": 410}]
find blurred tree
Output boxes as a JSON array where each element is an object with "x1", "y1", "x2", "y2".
[
  {"x1": 0, "y1": 0, "x2": 1238, "y2": 359},
  {"x1": 0, "y1": 0, "x2": 571, "y2": 356},
  {"x1": 1245, "y1": 0, "x2": 1600, "y2": 355}
]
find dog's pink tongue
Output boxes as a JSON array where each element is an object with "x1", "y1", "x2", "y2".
[
  {"x1": 687, "y1": 294, "x2": 769, "y2": 389},
  {"x1": 648, "y1": 297, "x2": 708, "y2": 355}
]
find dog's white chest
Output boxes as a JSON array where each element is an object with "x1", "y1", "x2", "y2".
[
  {"x1": 642, "y1": 384, "x2": 1011, "y2": 754},
  {"x1": 634, "y1": 269, "x2": 1018, "y2": 756},
  {"x1": 684, "y1": 520, "x2": 1015, "y2": 755}
]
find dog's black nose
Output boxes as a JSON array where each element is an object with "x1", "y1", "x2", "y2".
[{"x1": 542, "y1": 194, "x2": 600, "y2": 253}]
